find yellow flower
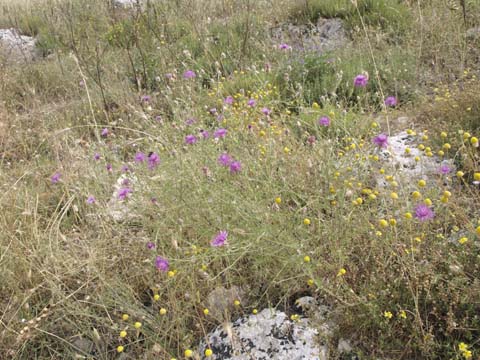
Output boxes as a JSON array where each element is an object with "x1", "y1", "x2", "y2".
[
  {"x1": 470, "y1": 137, "x2": 478, "y2": 145},
  {"x1": 303, "y1": 256, "x2": 311, "y2": 263},
  {"x1": 184, "y1": 349, "x2": 193, "y2": 358},
  {"x1": 457, "y1": 171, "x2": 464, "y2": 178},
  {"x1": 379, "y1": 219, "x2": 389, "y2": 228},
  {"x1": 303, "y1": 218, "x2": 311, "y2": 225},
  {"x1": 337, "y1": 268, "x2": 347, "y2": 276},
  {"x1": 443, "y1": 143, "x2": 451, "y2": 150},
  {"x1": 438, "y1": 150, "x2": 445, "y2": 156},
  {"x1": 252, "y1": 309, "x2": 258, "y2": 314},
  {"x1": 122, "y1": 314, "x2": 129, "y2": 321},
  {"x1": 383, "y1": 311, "x2": 393, "y2": 319},
  {"x1": 418, "y1": 179, "x2": 426, "y2": 187},
  {"x1": 134, "y1": 322, "x2": 142, "y2": 329},
  {"x1": 117, "y1": 346, "x2": 124, "y2": 353},
  {"x1": 205, "y1": 349, "x2": 213, "y2": 357},
  {"x1": 275, "y1": 197, "x2": 282, "y2": 204},
  {"x1": 399, "y1": 310, "x2": 407, "y2": 319},
  {"x1": 120, "y1": 330, "x2": 127, "y2": 338},
  {"x1": 463, "y1": 350, "x2": 472, "y2": 359},
  {"x1": 234, "y1": 300, "x2": 241, "y2": 307},
  {"x1": 203, "y1": 308, "x2": 209, "y2": 315},
  {"x1": 307, "y1": 278, "x2": 315, "y2": 286},
  {"x1": 290, "y1": 314, "x2": 299, "y2": 321},
  {"x1": 389, "y1": 219, "x2": 397, "y2": 226},
  {"x1": 390, "y1": 192, "x2": 398, "y2": 200},
  {"x1": 159, "y1": 308, "x2": 167, "y2": 315},
  {"x1": 440, "y1": 131, "x2": 447, "y2": 138},
  {"x1": 474, "y1": 173, "x2": 480, "y2": 181},
  {"x1": 283, "y1": 147, "x2": 291, "y2": 154},
  {"x1": 476, "y1": 226, "x2": 480, "y2": 236},
  {"x1": 404, "y1": 212, "x2": 412, "y2": 219},
  {"x1": 425, "y1": 198, "x2": 432, "y2": 206},
  {"x1": 153, "y1": 294, "x2": 160, "y2": 301},
  {"x1": 459, "y1": 237, "x2": 468, "y2": 244},
  {"x1": 459, "y1": 342, "x2": 468, "y2": 352}
]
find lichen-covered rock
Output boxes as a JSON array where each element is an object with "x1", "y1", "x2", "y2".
[
  {"x1": 271, "y1": 18, "x2": 347, "y2": 54},
  {"x1": 375, "y1": 131, "x2": 454, "y2": 188},
  {"x1": 0, "y1": 28, "x2": 38, "y2": 64},
  {"x1": 113, "y1": 0, "x2": 143, "y2": 8},
  {"x1": 199, "y1": 307, "x2": 328, "y2": 360}
]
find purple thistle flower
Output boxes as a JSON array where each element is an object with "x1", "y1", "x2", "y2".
[
  {"x1": 51, "y1": 172, "x2": 61, "y2": 184},
  {"x1": 261, "y1": 107, "x2": 271, "y2": 116},
  {"x1": 211, "y1": 230, "x2": 228, "y2": 247},
  {"x1": 439, "y1": 164, "x2": 451, "y2": 175},
  {"x1": 224, "y1": 96, "x2": 234, "y2": 105},
  {"x1": 373, "y1": 134, "x2": 388, "y2": 148},
  {"x1": 384, "y1": 96, "x2": 397, "y2": 107},
  {"x1": 86, "y1": 195, "x2": 96, "y2": 204},
  {"x1": 318, "y1": 116, "x2": 331, "y2": 127},
  {"x1": 106, "y1": 163, "x2": 113, "y2": 172},
  {"x1": 185, "y1": 134, "x2": 198, "y2": 144},
  {"x1": 185, "y1": 118, "x2": 196, "y2": 126},
  {"x1": 278, "y1": 43, "x2": 291, "y2": 50},
  {"x1": 183, "y1": 70, "x2": 196, "y2": 79},
  {"x1": 148, "y1": 152, "x2": 160, "y2": 170},
  {"x1": 146, "y1": 241, "x2": 156, "y2": 250},
  {"x1": 414, "y1": 203, "x2": 435, "y2": 222},
  {"x1": 135, "y1": 152, "x2": 146, "y2": 163},
  {"x1": 230, "y1": 161, "x2": 242, "y2": 173},
  {"x1": 214, "y1": 128, "x2": 227, "y2": 138},
  {"x1": 121, "y1": 165, "x2": 130, "y2": 173},
  {"x1": 247, "y1": 99, "x2": 256, "y2": 107},
  {"x1": 94, "y1": 153, "x2": 101, "y2": 161},
  {"x1": 354, "y1": 74, "x2": 368, "y2": 88},
  {"x1": 218, "y1": 153, "x2": 232, "y2": 166},
  {"x1": 141, "y1": 95, "x2": 151, "y2": 103},
  {"x1": 155, "y1": 256, "x2": 169, "y2": 271},
  {"x1": 118, "y1": 187, "x2": 132, "y2": 201},
  {"x1": 101, "y1": 128, "x2": 109, "y2": 137},
  {"x1": 200, "y1": 130, "x2": 210, "y2": 139}
]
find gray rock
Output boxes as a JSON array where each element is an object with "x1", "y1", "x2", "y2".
[
  {"x1": 199, "y1": 307, "x2": 327, "y2": 360},
  {"x1": 113, "y1": 0, "x2": 143, "y2": 8},
  {"x1": 0, "y1": 28, "x2": 38, "y2": 64},
  {"x1": 375, "y1": 131, "x2": 454, "y2": 189},
  {"x1": 271, "y1": 18, "x2": 348, "y2": 54}
]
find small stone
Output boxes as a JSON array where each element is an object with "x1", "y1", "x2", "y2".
[{"x1": 0, "y1": 28, "x2": 38, "y2": 64}]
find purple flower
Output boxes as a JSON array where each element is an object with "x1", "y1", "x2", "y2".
[
  {"x1": 224, "y1": 96, "x2": 234, "y2": 105},
  {"x1": 118, "y1": 187, "x2": 132, "y2": 201},
  {"x1": 135, "y1": 152, "x2": 146, "y2": 163},
  {"x1": 185, "y1": 118, "x2": 196, "y2": 126},
  {"x1": 183, "y1": 70, "x2": 196, "y2": 79},
  {"x1": 121, "y1": 165, "x2": 130, "y2": 173},
  {"x1": 278, "y1": 43, "x2": 291, "y2": 50},
  {"x1": 86, "y1": 195, "x2": 96, "y2": 204},
  {"x1": 155, "y1": 115, "x2": 163, "y2": 123},
  {"x1": 51, "y1": 172, "x2": 61, "y2": 184},
  {"x1": 211, "y1": 230, "x2": 228, "y2": 247},
  {"x1": 354, "y1": 74, "x2": 368, "y2": 88},
  {"x1": 141, "y1": 95, "x2": 151, "y2": 103},
  {"x1": 230, "y1": 161, "x2": 242, "y2": 173},
  {"x1": 247, "y1": 99, "x2": 256, "y2": 107},
  {"x1": 106, "y1": 163, "x2": 113, "y2": 172},
  {"x1": 439, "y1": 164, "x2": 451, "y2": 175},
  {"x1": 218, "y1": 153, "x2": 232, "y2": 166},
  {"x1": 414, "y1": 203, "x2": 435, "y2": 222},
  {"x1": 318, "y1": 116, "x2": 331, "y2": 127},
  {"x1": 384, "y1": 96, "x2": 397, "y2": 107},
  {"x1": 261, "y1": 107, "x2": 271, "y2": 116},
  {"x1": 214, "y1": 128, "x2": 227, "y2": 138},
  {"x1": 101, "y1": 128, "x2": 109, "y2": 137},
  {"x1": 155, "y1": 256, "x2": 169, "y2": 271},
  {"x1": 94, "y1": 153, "x2": 101, "y2": 161},
  {"x1": 373, "y1": 134, "x2": 388, "y2": 148},
  {"x1": 146, "y1": 241, "x2": 156, "y2": 250},
  {"x1": 200, "y1": 130, "x2": 210, "y2": 139},
  {"x1": 148, "y1": 152, "x2": 160, "y2": 170},
  {"x1": 185, "y1": 134, "x2": 197, "y2": 144}
]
